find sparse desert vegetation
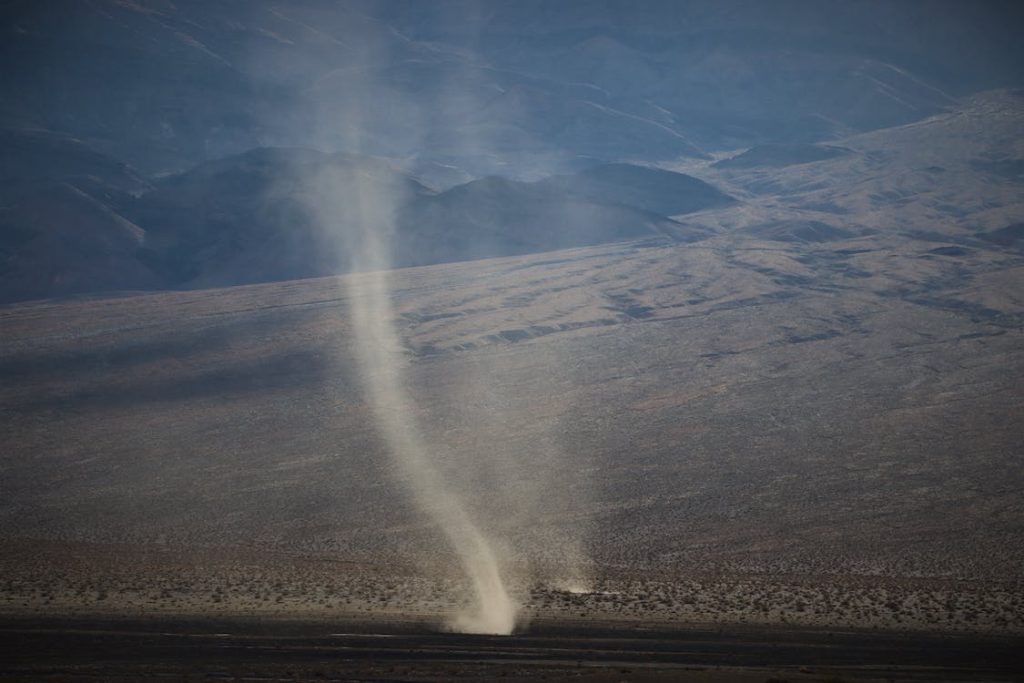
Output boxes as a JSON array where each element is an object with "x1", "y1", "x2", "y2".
[
  {"x1": 3, "y1": 192, "x2": 1023, "y2": 634},
  {"x1": 2, "y1": 538, "x2": 1021, "y2": 635}
]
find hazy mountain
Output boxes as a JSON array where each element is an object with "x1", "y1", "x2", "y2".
[
  {"x1": 4, "y1": 87, "x2": 1023, "y2": 302},
  {"x1": 0, "y1": 140, "x2": 730, "y2": 301},
  {"x1": 714, "y1": 144, "x2": 851, "y2": 169},
  {"x1": 704, "y1": 89, "x2": 1024, "y2": 244},
  {"x1": 0, "y1": 183, "x2": 159, "y2": 303},
  {"x1": 543, "y1": 163, "x2": 734, "y2": 216},
  {"x1": 126, "y1": 148, "x2": 430, "y2": 288},
  {"x1": 397, "y1": 174, "x2": 684, "y2": 267},
  {"x1": 128, "y1": 151, "x2": 706, "y2": 288},
  {"x1": 1, "y1": 0, "x2": 710, "y2": 176},
  {"x1": 981, "y1": 223, "x2": 1024, "y2": 250},
  {"x1": 4, "y1": 1, "x2": 1021, "y2": 174},
  {"x1": 1, "y1": 1, "x2": 1022, "y2": 302},
  {"x1": 0, "y1": 129, "x2": 150, "y2": 203},
  {"x1": 381, "y1": 0, "x2": 1024, "y2": 147}
]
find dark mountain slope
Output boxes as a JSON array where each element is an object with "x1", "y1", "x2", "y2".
[
  {"x1": 0, "y1": 129, "x2": 151, "y2": 203},
  {"x1": 397, "y1": 175, "x2": 680, "y2": 267},
  {"x1": 130, "y1": 148, "x2": 432, "y2": 288},
  {"x1": 544, "y1": 163, "x2": 734, "y2": 216},
  {"x1": 125, "y1": 149, "x2": 698, "y2": 289},
  {"x1": 714, "y1": 144, "x2": 851, "y2": 169},
  {"x1": 980, "y1": 223, "x2": 1024, "y2": 250},
  {"x1": 6, "y1": 1, "x2": 1019, "y2": 175},
  {"x1": 0, "y1": 183, "x2": 160, "y2": 303}
]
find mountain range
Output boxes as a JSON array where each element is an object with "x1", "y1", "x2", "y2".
[
  {"x1": 1, "y1": 0, "x2": 1022, "y2": 303},
  {"x1": 0, "y1": 142, "x2": 731, "y2": 301}
]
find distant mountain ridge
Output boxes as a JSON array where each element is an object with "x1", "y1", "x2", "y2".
[
  {"x1": 714, "y1": 144, "x2": 851, "y2": 169},
  {"x1": 543, "y1": 163, "x2": 734, "y2": 216},
  {"x1": 3, "y1": 1, "x2": 1021, "y2": 175},
  {"x1": 2, "y1": 1, "x2": 1022, "y2": 303},
  {"x1": 0, "y1": 183, "x2": 160, "y2": 303},
  {"x1": 0, "y1": 146, "x2": 731, "y2": 302}
]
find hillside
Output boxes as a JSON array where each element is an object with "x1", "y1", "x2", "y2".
[
  {"x1": 543, "y1": 162, "x2": 735, "y2": 217},
  {"x1": 0, "y1": 147, "x2": 732, "y2": 300},
  {"x1": 4, "y1": 1, "x2": 1021, "y2": 174},
  {"x1": 2, "y1": 223, "x2": 1023, "y2": 630},
  {"x1": 0, "y1": 183, "x2": 159, "y2": 303},
  {"x1": 7, "y1": 87, "x2": 1024, "y2": 303},
  {"x1": 713, "y1": 143, "x2": 851, "y2": 169}
]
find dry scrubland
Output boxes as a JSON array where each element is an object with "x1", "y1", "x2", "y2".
[
  {"x1": 2, "y1": 91, "x2": 1024, "y2": 635},
  {"x1": 2, "y1": 540, "x2": 1021, "y2": 635}
]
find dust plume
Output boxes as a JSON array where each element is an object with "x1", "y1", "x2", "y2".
[
  {"x1": 288, "y1": 3, "x2": 595, "y2": 633},
  {"x1": 305, "y1": 158, "x2": 517, "y2": 634}
]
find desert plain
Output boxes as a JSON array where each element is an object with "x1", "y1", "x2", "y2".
[{"x1": 3, "y1": 89, "x2": 1024, "y2": 680}]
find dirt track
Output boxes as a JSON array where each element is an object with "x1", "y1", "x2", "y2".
[{"x1": 2, "y1": 615, "x2": 1021, "y2": 682}]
